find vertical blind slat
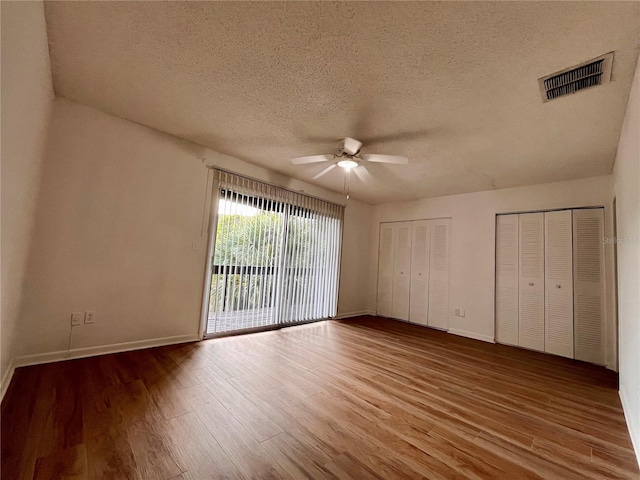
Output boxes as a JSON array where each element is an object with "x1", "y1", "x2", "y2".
[
  {"x1": 310, "y1": 197, "x2": 320, "y2": 320},
  {"x1": 255, "y1": 187, "x2": 266, "y2": 327},
  {"x1": 301, "y1": 200, "x2": 312, "y2": 321},
  {"x1": 237, "y1": 186, "x2": 247, "y2": 328},
  {"x1": 228, "y1": 190, "x2": 239, "y2": 325},
  {"x1": 275, "y1": 200, "x2": 288, "y2": 324}
]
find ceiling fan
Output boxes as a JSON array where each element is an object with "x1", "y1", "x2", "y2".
[{"x1": 291, "y1": 137, "x2": 408, "y2": 181}]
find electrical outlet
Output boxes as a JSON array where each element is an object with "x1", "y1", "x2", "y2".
[
  {"x1": 84, "y1": 310, "x2": 95, "y2": 324},
  {"x1": 454, "y1": 308, "x2": 466, "y2": 317},
  {"x1": 71, "y1": 312, "x2": 83, "y2": 326}
]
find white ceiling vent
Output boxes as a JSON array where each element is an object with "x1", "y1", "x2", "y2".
[{"x1": 539, "y1": 52, "x2": 613, "y2": 103}]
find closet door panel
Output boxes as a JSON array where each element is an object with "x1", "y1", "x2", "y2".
[
  {"x1": 410, "y1": 221, "x2": 430, "y2": 325},
  {"x1": 518, "y1": 213, "x2": 545, "y2": 352},
  {"x1": 495, "y1": 215, "x2": 519, "y2": 346},
  {"x1": 544, "y1": 210, "x2": 574, "y2": 358},
  {"x1": 573, "y1": 209, "x2": 605, "y2": 365},
  {"x1": 428, "y1": 219, "x2": 450, "y2": 330},
  {"x1": 392, "y1": 222, "x2": 412, "y2": 321},
  {"x1": 377, "y1": 223, "x2": 395, "y2": 318}
]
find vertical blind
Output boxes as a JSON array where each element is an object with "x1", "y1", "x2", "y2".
[{"x1": 206, "y1": 169, "x2": 344, "y2": 335}]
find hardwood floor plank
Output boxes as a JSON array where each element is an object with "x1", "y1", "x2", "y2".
[
  {"x1": 192, "y1": 367, "x2": 284, "y2": 443},
  {"x1": 530, "y1": 438, "x2": 631, "y2": 479},
  {"x1": 182, "y1": 384, "x2": 291, "y2": 479},
  {"x1": 299, "y1": 392, "x2": 465, "y2": 480},
  {"x1": 85, "y1": 425, "x2": 138, "y2": 480},
  {"x1": 249, "y1": 387, "x2": 344, "y2": 461},
  {"x1": 592, "y1": 445, "x2": 640, "y2": 474},
  {"x1": 33, "y1": 444, "x2": 88, "y2": 480},
  {"x1": 2, "y1": 316, "x2": 638, "y2": 479},
  {"x1": 151, "y1": 346, "x2": 203, "y2": 389},
  {"x1": 120, "y1": 351, "x2": 192, "y2": 421},
  {"x1": 126, "y1": 425, "x2": 183, "y2": 480},
  {"x1": 35, "y1": 362, "x2": 85, "y2": 459},
  {"x1": 101, "y1": 379, "x2": 183, "y2": 480},
  {"x1": 164, "y1": 412, "x2": 242, "y2": 479},
  {"x1": 261, "y1": 432, "x2": 340, "y2": 480},
  {"x1": 474, "y1": 430, "x2": 588, "y2": 480},
  {"x1": 323, "y1": 452, "x2": 386, "y2": 480},
  {"x1": 1, "y1": 368, "x2": 42, "y2": 480},
  {"x1": 427, "y1": 426, "x2": 541, "y2": 480},
  {"x1": 168, "y1": 473, "x2": 191, "y2": 480}
]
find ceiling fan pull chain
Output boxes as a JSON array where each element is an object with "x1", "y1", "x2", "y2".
[{"x1": 344, "y1": 169, "x2": 351, "y2": 199}]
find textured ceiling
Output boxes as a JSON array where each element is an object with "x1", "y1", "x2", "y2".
[{"x1": 44, "y1": 2, "x2": 640, "y2": 204}]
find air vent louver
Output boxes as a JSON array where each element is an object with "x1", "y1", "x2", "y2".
[{"x1": 539, "y1": 53, "x2": 613, "y2": 103}]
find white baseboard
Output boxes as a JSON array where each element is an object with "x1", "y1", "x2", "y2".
[
  {"x1": 14, "y1": 334, "x2": 200, "y2": 368},
  {"x1": 619, "y1": 388, "x2": 640, "y2": 469},
  {"x1": 447, "y1": 328, "x2": 495, "y2": 344},
  {"x1": 334, "y1": 310, "x2": 376, "y2": 320},
  {"x1": 1, "y1": 360, "x2": 16, "y2": 403}
]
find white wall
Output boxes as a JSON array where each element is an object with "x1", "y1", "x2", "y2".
[
  {"x1": 0, "y1": 1, "x2": 54, "y2": 393},
  {"x1": 613, "y1": 51, "x2": 640, "y2": 464},
  {"x1": 369, "y1": 175, "x2": 618, "y2": 368},
  {"x1": 15, "y1": 98, "x2": 373, "y2": 362},
  {"x1": 337, "y1": 199, "x2": 373, "y2": 318}
]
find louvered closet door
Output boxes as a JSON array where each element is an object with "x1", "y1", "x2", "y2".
[
  {"x1": 518, "y1": 213, "x2": 545, "y2": 352},
  {"x1": 544, "y1": 210, "x2": 574, "y2": 358},
  {"x1": 573, "y1": 208, "x2": 605, "y2": 365},
  {"x1": 428, "y1": 219, "x2": 450, "y2": 330},
  {"x1": 392, "y1": 222, "x2": 412, "y2": 321},
  {"x1": 410, "y1": 221, "x2": 430, "y2": 326},
  {"x1": 495, "y1": 215, "x2": 519, "y2": 346},
  {"x1": 377, "y1": 223, "x2": 395, "y2": 318}
]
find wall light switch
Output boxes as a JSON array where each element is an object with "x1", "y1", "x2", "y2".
[
  {"x1": 71, "y1": 312, "x2": 83, "y2": 326},
  {"x1": 84, "y1": 311, "x2": 95, "y2": 324}
]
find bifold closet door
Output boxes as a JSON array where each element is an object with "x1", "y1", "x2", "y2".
[
  {"x1": 377, "y1": 223, "x2": 395, "y2": 318},
  {"x1": 392, "y1": 222, "x2": 412, "y2": 321},
  {"x1": 409, "y1": 221, "x2": 430, "y2": 326},
  {"x1": 495, "y1": 215, "x2": 519, "y2": 346},
  {"x1": 544, "y1": 210, "x2": 574, "y2": 358},
  {"x1": 573, "y1": 208, "x2": 606, "y2": 365},
  {"x1": 518, "y1": 213, "x2": 545, "y2": 352},
  {"x1": 427, "y1": 219, "x2": 450, "y2": 329}
]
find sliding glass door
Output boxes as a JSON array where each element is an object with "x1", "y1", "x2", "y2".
[{"x1": 205, "y1": 170, "x2": 343, "y2": 336}]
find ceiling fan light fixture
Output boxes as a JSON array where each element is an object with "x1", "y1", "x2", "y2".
[{"x1": 337, "y1": 159, "x2": 358, "y2": 170}]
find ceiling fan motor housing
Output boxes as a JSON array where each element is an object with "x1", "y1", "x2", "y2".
[{"x1": 340, "y1": 137, "x2": 363, "y2": 156}]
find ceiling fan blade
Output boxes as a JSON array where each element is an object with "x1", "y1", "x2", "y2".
[
  {"x1": 353, "y1": 165, "x2": 374, "y2": 183},
  {"x1": 291, "y1": 154, "x2": 334, "y2": 165},
  {"x1": 361, "y1": 154, "x2": 408, "y2": 164},
  {"x1": 312, "y1": 164, "x2": 337, "y2": 179}
]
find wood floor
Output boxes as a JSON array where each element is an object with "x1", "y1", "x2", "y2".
[{"x1": 2, "y1": 316, "x2": 638, "y2": 479}]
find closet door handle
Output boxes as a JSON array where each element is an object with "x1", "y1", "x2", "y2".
[
  {"x1": 556, "y1": 284, "x2": 561, "y2": 289},
  {"x1": 528, "y1": 282, "x2": 534, "y2": 286}
]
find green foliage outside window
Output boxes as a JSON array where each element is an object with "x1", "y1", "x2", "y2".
[{"x1": 209, "y1": 209, "x2": 327, "y2": 314}]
